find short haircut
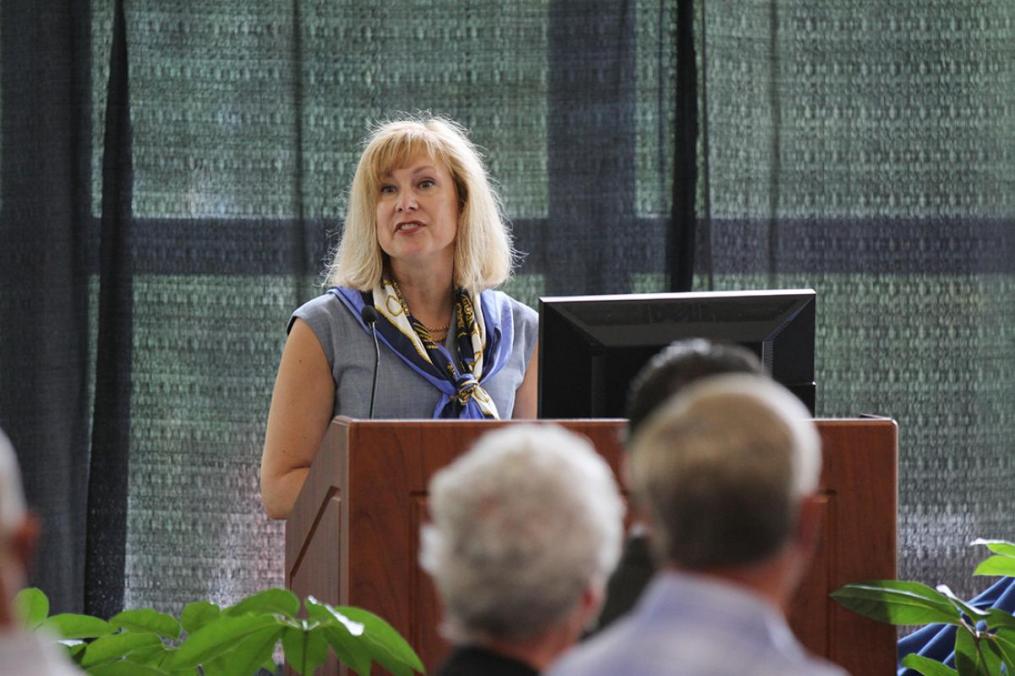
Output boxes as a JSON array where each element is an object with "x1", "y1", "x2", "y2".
[
  {"x1": 626, "y1": 339, "x2": 765, "y2": 437},
  {"x1": 421, "y1": 425, "x2": 625, "y2": 642},
  {"x1": 0, "y1": 429, "x2": 26, "y2": 536},
  {"x1": 628, "y1": 375, "x2": 820, "y2": 569},
  {"x1": 326, "y1": 116, "x2": 515, "y2": 292}
]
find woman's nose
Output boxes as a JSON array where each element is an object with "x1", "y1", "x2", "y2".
[{"x1": 396, "y1": 192, "x2": 418, "y2": 212}]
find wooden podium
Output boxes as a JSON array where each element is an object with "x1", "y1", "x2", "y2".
[{"x1": 286, "y1": 417, "x2": 897, "y2": 675}]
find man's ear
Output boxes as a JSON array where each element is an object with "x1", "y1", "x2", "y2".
[
  {"x1": 10, "y1": 514, "x2": 40, "y2": 572},
  {"x1": 794, "y1": 493, "x2": 825, "y2": 556},
  {"x1": 621, "y1": 452, "x2": 634, "y2": 491},
  {"x1": 620, "y1": 454, "x2": 654, "y2": 529},
  {"x1": 578, "y1": 583, "x2": 606, "y2": 633}
]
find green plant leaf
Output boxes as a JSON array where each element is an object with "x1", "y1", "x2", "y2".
[
  {"x1": 974, "y1": 555, "x2": 1015, "y2": 578},
  {"x1": 320, "y1": 625, "x2": 372, "y2": 676},
  {"x1": 122, "y1": 643, "x2": 173, "y2": 667},
  {"x1": 219, "y1": 625, "x2": 284, "y2": 676},
  {"x1": 88, "y1": 661, "x2": 171, "y2": 676},
  {"x1": 167, "y1": 613, "x2": 279, "y2": 669},
  {"x1": 282, "y1": 624, "x2": 330, "y2": 675},
  {"x1": 982, "y1": 638, "x2": 1006, "y2": 676},
  {"x1": 971, "y1": 539, "x2": 1015, "y2": 559},
  {"x1": 180, "y1": 600, "x2": 220, "y2": 634},
  {"x1": 67, "y1": 642, "x2": 87, "y2": 661},
  {"x1": 306, "y1": 598, "x2": 371, "y2": 675},
  {"x1": 993, "y1": 628, "x2": 1015, "y2": 669},
  {"x1": 955, "y1": 626, "x2": 995, "y2": 676},
  {"x1": 900, "y1": 653, "x2": 958, "y2": 676},
  {"x1": 196, "y1": 655, "x2": 230, "y2": 676},
  {"x1": 154, "y1": 649, "x2": 197, "y2": 676},
  {"x1": 306, "y1": 597, "x2": 364, "y2": 636},
  {"x1": 110, "y1": 608, "x2": 182, "y2": 640},
  {"x1": 14, "y1": 587, "x2": 49, "y2": 628},
  {"x1": 935, "y1": 585, "x2": 989, "y2": 622},
  {"x1": 42, "y1": 613, "x2": 114, "y2": 639},
  {"x1": 82, "y1": 631, "x2": 164, "y2": 668},
  {"x1": 955, "y1": 627, "x2": 976, "y2": 676},
  {"x1": 337, "y1": 605, "x2": 425, "y2": 675},
  {"x1": 225, "y1": 588, "x2": 299, "y2": 618},
  {"x1": 986, "y1": 609, "x2": 1015, "y2": 631},
  {"x1": 831, "y1": 581, "x2": 960, "y2": 626}
]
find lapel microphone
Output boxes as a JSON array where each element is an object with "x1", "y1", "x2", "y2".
[{"x1": 360, "y1": 306, "x2": 380, "y2": 419}]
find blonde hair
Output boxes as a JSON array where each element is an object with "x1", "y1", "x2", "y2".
[{"x1": 326, "y1": 117, "x2": 515, "y2": 292}]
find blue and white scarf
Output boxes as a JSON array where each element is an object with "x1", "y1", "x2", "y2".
[{"x1": 329, "y1": 280, "x2": 514, "y2": 419}]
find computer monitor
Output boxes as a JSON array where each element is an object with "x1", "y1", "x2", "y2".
[{"x1": 538, "y1": 289, "x2": 816, "y2": 418}]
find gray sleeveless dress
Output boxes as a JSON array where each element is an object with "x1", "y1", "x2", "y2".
[{"x1": 289, "y1": 291, "x2": 538, "y2": 419}]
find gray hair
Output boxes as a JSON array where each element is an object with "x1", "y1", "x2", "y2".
[
  {"x1": 420, "y1": 425, "x2": 625, "y2": 643},
  {"x1": 0, "y1": 429, "x2": 26, "y2": 536},
  {"x1": 628, "y1": 374, "x2": 820, "y2": 569}
]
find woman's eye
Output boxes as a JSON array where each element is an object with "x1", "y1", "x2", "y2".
[
  {"x1": 419, "y1": 179, "x2": 435, "y2": 189},
  {"x1": 380, "y1": 184, "x2": 396, "y2": 194}
]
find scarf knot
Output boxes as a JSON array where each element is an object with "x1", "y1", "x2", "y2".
[{"x1": 329, "y1": 282, "x2": 515, "y2": 419}]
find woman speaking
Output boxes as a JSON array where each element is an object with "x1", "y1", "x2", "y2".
[{"x1": 260, "y1": 117, "x2": 538, "y2": 519}]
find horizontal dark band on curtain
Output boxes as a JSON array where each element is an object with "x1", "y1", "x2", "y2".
[{"x1": 87, "y1": 217, "x2": 1014, "y2": 277}]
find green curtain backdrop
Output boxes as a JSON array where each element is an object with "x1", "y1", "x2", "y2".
[
  {"x1": 0, "y1": 0, "x2": 1012, "y2": 616},
  {"x1": 693, "y1": 0, "x2": 1015, "y2": 594}
]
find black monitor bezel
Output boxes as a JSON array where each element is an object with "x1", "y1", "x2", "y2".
[{"x1": 537, "y1": 289, "x2": 816, "y2": 418}]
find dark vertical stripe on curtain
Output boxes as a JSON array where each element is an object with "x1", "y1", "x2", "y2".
[
  {"x1": 84, "y1": 0, "x2": 134, "y2": 618},
  {"x1": 670, "y1": 0, "x2": 698, "y2": 292},
  {"x1": 547, "y1": 0, "x2": 637, "y2": 295},
  {"x1": 765, "y1": 0, "x2": 781, "y2": 286},
  {"x1": 697, "y1": 0, "x2": 714, "y2": 290},
  {"x1": 289, "y1": 0, "x2": 309, "y2": 279},
  {"x1": 0, "y1": 0, "x2": 92, "y2": 613}
]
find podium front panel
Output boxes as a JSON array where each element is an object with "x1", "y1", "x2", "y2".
[{"x1": 286, "y1": 417, "x2": 896, "y2": 675}]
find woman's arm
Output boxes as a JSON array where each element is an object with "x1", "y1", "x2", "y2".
[
  {"x1": 512, "y1": 342, "x2": 538, "y2": 419},
  {"x1": 260, "y1": 319, "x2": 336, "y2": 519}
]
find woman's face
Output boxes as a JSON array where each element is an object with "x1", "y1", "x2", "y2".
[{"x1": 375, "y1": 153, "x2": 459, "y2": 272}]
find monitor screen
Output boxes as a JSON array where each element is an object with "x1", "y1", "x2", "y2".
[{"x1": 538, "y1": 289, "x2": 816, "y2": 418}]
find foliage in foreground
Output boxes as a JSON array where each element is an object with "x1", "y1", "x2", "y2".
[
  {"x1": 832, "y1": 539, "x2": 1015, "y2": 676},
  {"x1": 17, "y1": 587, "x2": 425, "y2": 676}
]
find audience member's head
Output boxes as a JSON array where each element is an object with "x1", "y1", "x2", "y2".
[
  {"x1": 421, "y1": 424, "x2": 624, "y2": 669},
  {"x1": 0, "y1": 428, "x2": 37, "y2": 627},
  {"x1": 627, "y1": 375, "x2": 821, "y2": 601},
  {"x1": 625, "y1": 339, "x2": 764, "y2": 438}
]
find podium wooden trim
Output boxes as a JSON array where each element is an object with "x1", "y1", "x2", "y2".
[{"x1": 286, "y1": 417, "x2": 897, "y2": 675}]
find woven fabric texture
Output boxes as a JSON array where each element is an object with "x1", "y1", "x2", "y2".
[{"x1": 0, "y1": 0, "x2": 1011, "y2": 615}]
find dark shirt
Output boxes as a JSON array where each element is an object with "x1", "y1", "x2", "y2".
[
  {"x1": 588, "y1": 533, "x2": 655, "y2": 635},
  {"x1": 436, "y1": 646, "x2": 539, "y2": 676}
]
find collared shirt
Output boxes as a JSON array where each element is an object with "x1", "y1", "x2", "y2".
[
  {"x1": 0, "y1": 630, "x2": 82, "y2": 675},
  {"x1": 550, "y1": 571, "x2": 848, "y2": 676}
]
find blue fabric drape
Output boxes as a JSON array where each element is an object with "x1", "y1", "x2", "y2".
[{"x1": 898, "y1": 577, "x2": 1015, "y2": 674}]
